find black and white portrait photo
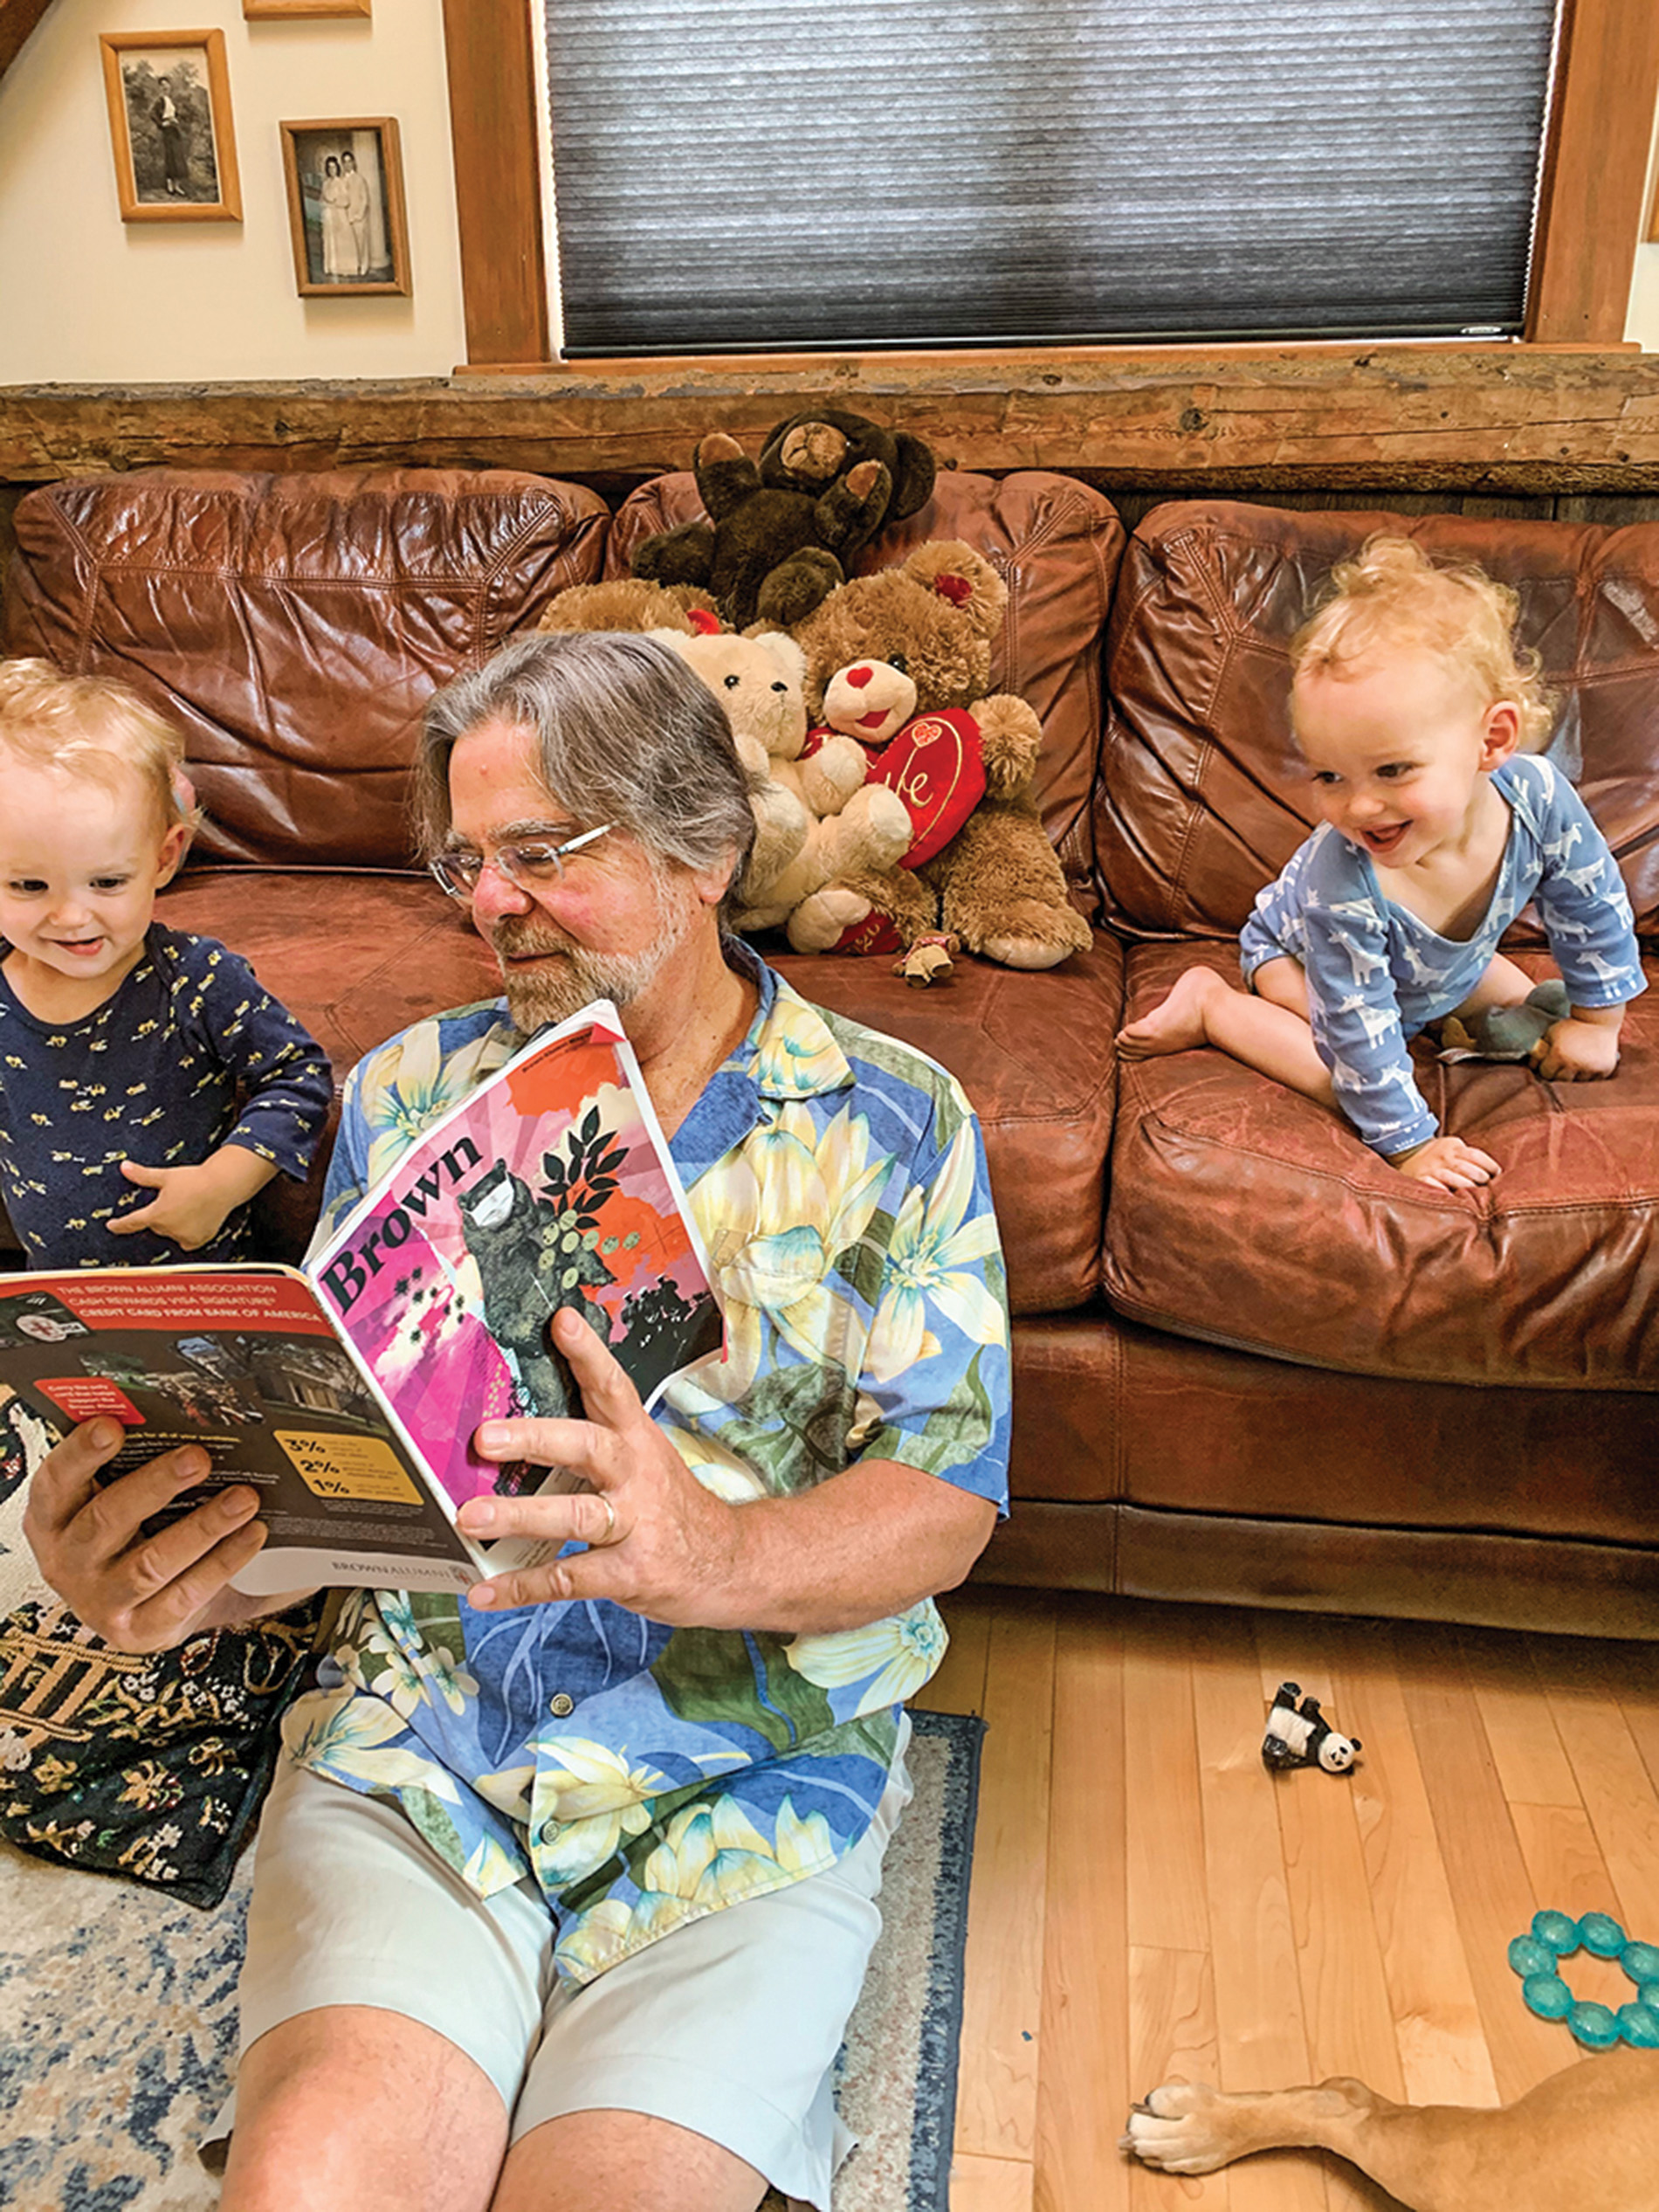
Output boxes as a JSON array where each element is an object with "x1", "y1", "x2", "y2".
[
  {"x1": 100, "y1": 31, "x2": 241, "y2": 224},
  {"x1": 281, "y1": 120, "x2": 411, "y2": 296}
]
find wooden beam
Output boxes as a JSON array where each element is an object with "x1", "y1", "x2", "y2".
[
  {"x1": 0, "y1": 0, "x2": 58, "y2": 81},
  {"x1": 439, "y1": 0, "x2": 548, "y2": 369},
  {"x1": 3, "y1": 348, "x2": 1659, "y2": 493},
  {"x1": 1528, "y1": 0, "x2": 1659, "y2": 343}
]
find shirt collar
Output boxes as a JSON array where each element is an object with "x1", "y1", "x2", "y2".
[{"x1": 671, "y1": 941, "x2": 856, "y2": 1185}]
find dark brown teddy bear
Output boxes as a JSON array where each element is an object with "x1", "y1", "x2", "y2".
[
  {"x1": 630, "y1": 409, "x2": 937, "y2": 631},
  {"x1": 781, "y1": 541, "x2": 1094, "y2": 974}
]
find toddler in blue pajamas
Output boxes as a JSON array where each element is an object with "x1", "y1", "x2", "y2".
[
  {"x1": 0, "y1": 659, "x2": 331, "y2": 1265},
  {"x1": 1117, "y1": 537, "x2": 1644, "y2": 1193}
]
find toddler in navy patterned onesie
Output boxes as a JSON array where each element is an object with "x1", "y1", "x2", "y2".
[
  {"x1": 1117, "y1": 538, "x2": 1645, "y2": 1195},
  {"x1": 0, "y1": 660, "x2": 332, "y2": 1267}
]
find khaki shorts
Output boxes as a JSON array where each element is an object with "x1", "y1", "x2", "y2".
[{"x1": 205, "y1": 1716, "x2": 912, "y2": 2211}]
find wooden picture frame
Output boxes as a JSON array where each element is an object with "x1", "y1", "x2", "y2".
[
  {"x1": 100, "y1": 29, "x2": 241, "y2": 224},
  {"x1": 279, "y1": 118, "x2": 411, "y2": 297},
  {"x1": 244, "y1": 2, "x2": 372, "y2": 19}
]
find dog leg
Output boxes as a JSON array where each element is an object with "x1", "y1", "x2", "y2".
[
  {"x1": 1123, "y1": 2077, "x2": 1388, "y2": 2175},
  {"x1": 1126, "y1": 2054, "x2": 1659, "y2": 2212},
  {"x1": 1123, "y1": 2076, "x2": 1491, "y2": 2209}
]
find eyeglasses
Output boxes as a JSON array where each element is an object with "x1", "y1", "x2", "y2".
[{"x1": 430, "y1": 823, "x2": 617, "y2": 902}]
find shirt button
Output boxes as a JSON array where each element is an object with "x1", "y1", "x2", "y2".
[{"x1": 548, "y1": 1692, "x2": 575, "y2": 1718}]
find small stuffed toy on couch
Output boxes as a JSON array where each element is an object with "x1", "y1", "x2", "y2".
[{"x1": 630, "y1": 409, "x2": 939, "y2": 630}]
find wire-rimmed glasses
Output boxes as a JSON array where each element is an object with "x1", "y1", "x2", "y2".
[{"x1": 429, "y1": 823, "x2": 617, "y2": 902}]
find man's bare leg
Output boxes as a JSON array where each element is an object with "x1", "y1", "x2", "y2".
[
  {"x1": 1115, "y1": 958, "x2": 1336, "y2": 1108},
  {"x1": 219, "y1": 2007, "x2": 508, "y2": 2212},
  {"x1": 496, "y1": 2110, "x2": 768, "y2": 2212},
  {"x1": 224, "y1": 2012, "x2": 781, "y2": 2212},
  {"x1": 1124, "y1": 2051, "x2": 1659, "y2": 2212}
]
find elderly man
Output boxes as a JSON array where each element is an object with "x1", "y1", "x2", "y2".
[{"x1": 27, "y1": 630, "x2": 1009, "y2": 2212}]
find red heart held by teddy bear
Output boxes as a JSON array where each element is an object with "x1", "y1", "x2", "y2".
[{"x1": 864, "y1": 710, "x2": 988, "y2": 867}]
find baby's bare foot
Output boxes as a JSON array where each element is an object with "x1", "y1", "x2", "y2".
[
  {"x1": 1121, "y1": 2079, "x2": 1241, "y2": 2174},
  {"x1": 1115, "y1": 967, "x2": 1217, "y2": 1060}
]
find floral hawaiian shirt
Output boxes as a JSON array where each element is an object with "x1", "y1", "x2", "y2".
[{"x1": 283, "y1": 947, "x2": 1010, "y2": 1985}]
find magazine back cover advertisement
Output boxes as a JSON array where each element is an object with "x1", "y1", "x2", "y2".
[
  {"x1": 0, "y1": 1269, "x2": 481, "y2": 1588},
  {"x1": 310, "y1": 1003, "x2": 725, "y2": 1518}
]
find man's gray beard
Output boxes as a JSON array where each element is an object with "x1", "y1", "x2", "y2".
[{"x1": 493, "y1": 878, "x2": 695, "y2": 1036}]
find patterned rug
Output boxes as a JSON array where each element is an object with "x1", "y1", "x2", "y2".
[{"x1": 0, "y1": 1706, "x2": 983, "y2": 2212}]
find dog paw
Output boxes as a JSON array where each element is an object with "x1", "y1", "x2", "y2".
[{"x1": 1121, "y1": 2079, "x2": 1236, "y2": 2174}]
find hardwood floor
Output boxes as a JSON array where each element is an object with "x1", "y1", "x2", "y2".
[{"x1": 913, "y1": 1586, "x2": 1659, "y2": 2212}]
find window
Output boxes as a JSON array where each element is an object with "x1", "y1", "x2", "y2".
[{"x1": 537, "y1": 0, "x2": 1562, "y2": 355}]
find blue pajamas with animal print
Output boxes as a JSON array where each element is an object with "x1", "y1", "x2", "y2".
[{"x1": 1237, "y1": 755, "x2": 1645, "y2": 1156}]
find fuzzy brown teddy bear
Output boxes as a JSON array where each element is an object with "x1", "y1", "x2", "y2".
[
  {"x1": 535, "y1": 575, "x2": 719, "y2": 637},
  {"x1": 781, "y1": 541, "x2": 1094, "y2": 974},
  {"x1": 630, "y1": 409, "x2": 937, "y2": 631}
]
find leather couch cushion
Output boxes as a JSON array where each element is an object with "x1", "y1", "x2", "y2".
[
  {"x1": 606, "y1": 468, "x2": 1126, "y2": 894},
  {"x1": 1096, "y1": 501, "x2": 1659, "y2": 939},
  {"x1": 1004, "y1": 1307, "x2": 1659, "y2": 1543},
  {"x1": 3, "y1": 468, "x2": 609, "y2": 871},
  {"x1": 778, "y1": 938, "x2": 1123, "y2": 1318},
  {"x1": 1109, "y1": 939, "x2": 1659, "y2": 1389}
]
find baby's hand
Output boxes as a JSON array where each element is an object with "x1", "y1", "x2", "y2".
[
  {"x1": 1529, "y1": 1015, "x2": 1621, "y2": 1083},
  {"x1": 111, "y1": 1154, "x2": 267, "y2": 1251},
  {"x1": 1390, "y1": 1135, "x2": 1501, "y2": 1192}
]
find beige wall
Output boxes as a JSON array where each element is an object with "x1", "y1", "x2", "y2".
[
  {"x1": 0, "y1": 0, "x2": 465, "y2": 382},
  {"x1": 2, "y1": 6, "x2": 1656, "y2": 376},
  {"x1": 1628, "y1": 94, "x2": 1659, "y2": 349}
]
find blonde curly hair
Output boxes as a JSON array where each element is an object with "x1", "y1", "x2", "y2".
[
  {"x1": 1290, "y1": 536, "x2": 1555, "y2": 751},
  {"x1": 0, "y1": 658, "x2": 199, "y2": 832}
]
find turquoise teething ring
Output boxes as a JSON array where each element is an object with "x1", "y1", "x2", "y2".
[
  {"x1": 1532, "y1": 1909, "x2": 1580, "y2": 1955},
  {"x1": 1522, "y1": 1972, "x2": 1572, "y2": 2019},
  {"x1": 1511, "y1": 1913, "x2": 1659, "y2": 2048},
  {"x1": 1580, "y1": 1912, "x2": 1625, "y2": 1957},
  {"x1": 1569, "y1": 2001, "x2": 1620, "y2": 2048},
  {"x1": 1507, "y1": 1935, "x2": 1556, "y2": 1978}
]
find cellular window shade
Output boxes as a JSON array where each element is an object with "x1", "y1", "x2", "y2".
[{"x1": 542, "y1": 0, "x2": 1560, "y2": 355}]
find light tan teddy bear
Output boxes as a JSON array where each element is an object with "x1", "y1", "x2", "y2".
[{"x1": 649, "y1": 627, "x2": 912, "y2": 939}]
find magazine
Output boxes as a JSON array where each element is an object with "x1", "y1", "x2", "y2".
[{"x1": 0, "y1": 1001, "x2": 724, "y2": 1595}]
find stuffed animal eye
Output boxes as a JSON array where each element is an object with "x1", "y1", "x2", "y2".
[
  {"x1": 889, "y1": 654, "x2": 908, "y2": 675},
  {"x1": 723, "y1": 673, "x2": 741, "y2": 690}
]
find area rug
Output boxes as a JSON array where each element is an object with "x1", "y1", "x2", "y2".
[{"x1": 0, "y1": 1706, "x2": 984, "y2": 2212}]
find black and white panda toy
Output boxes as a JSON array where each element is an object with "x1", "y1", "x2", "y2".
[{"x1": 1261, "y1": 1681, "x2": 1361, "y2": 1774}]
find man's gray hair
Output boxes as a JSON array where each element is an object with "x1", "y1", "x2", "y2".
[{"x1": 415, "y1": 630, "x2": 755, "y2": 914}]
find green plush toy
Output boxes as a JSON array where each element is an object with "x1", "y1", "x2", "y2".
[
  {"x1": 1435, "y1": 978, "x2": 1572, "y2": 1061},
  {"x1": 630, "y1": 408, "x2": 937, "y2": 631}
]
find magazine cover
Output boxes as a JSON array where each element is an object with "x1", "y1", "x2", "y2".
[{"x1": 309, "y1": 999, "x2": 725, "y2": 1519}]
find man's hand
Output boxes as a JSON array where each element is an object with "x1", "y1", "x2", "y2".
[
  {"x1": 1530, "y1": 1010, "x2": 1623, "y2": 1083},
  {"x1": 111, "y1": 1145, "x2": 278, "y2": 1250},
  {"x1": 23, "y1": 1418, "x2": 269, "y2": 1650},
  {"x1": 1389, "y1": 1134, "x2": 1502, "y2": 1192},
  {"x1": 459, "y1": 1306, "x2": 742, "y2": 1623}
]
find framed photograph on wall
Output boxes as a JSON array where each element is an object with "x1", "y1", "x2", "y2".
[
  {"x1": 279, "y1": 118, "x2": 411, "y2": 296},
  {"x1": 244, "y1": 3, "x2": 372, "y2": 18},
  {"x1": 100, "y1": 30, "x2": 242, "y2": 223}
]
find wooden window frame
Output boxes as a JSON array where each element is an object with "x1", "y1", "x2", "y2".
[{"x1": 442, "y1": 0, "x2": 1659, "y2": 374}]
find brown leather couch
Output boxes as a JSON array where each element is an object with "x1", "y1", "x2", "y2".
[{"x1": 4, "y1": 467, "x2": 1656, "y2": 1637}]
